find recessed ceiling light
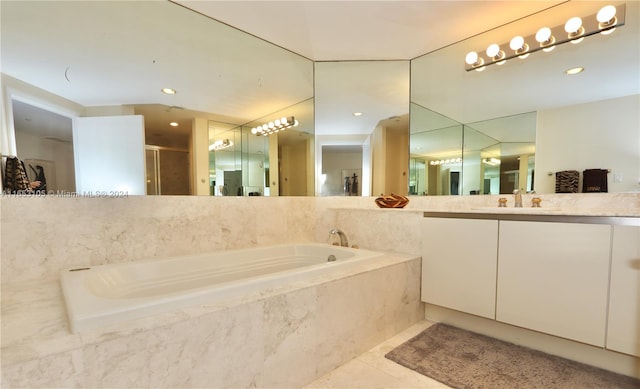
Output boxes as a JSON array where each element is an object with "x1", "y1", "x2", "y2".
[
  {"x1": 161, "y1": 88, "x2": 177, "y2": 95},
  {"x1": 169, "y1": 122, "x2": 179, "y2": 127},
  {"x1": 565, "y1": 67, "x2": 584, "y2": 75},
  {"x1": 353, "y1": 112, "x2": 363, "y2": 117}
]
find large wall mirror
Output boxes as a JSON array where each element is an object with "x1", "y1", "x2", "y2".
[
  {"x1": 410, "y1": 0, "x2": 639, "y2": 195},
  {"x1": 4, "y1": 1, "x2": 637, "y2": 198},
  {"x1": 315, "y1": 61, "x2": 410, "y2": 197},
  {"x1": 1, "y1": 0, "x2": 314, "y2": 196}
]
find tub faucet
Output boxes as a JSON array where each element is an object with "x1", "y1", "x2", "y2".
[
  {"x1": 513, "y1": 189, "x2": 523, "y2": 208},
  {"x1": 329, "y1": 228, "x2": 350, "y2": 247}
]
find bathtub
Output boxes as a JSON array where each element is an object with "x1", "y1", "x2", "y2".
[{"x1": 60, "y1": 243, "x2": 383, "y2": 333}]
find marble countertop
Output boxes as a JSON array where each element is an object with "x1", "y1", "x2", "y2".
[
  {"x1": 422, "y1": 208, "x2": 640, "y2": 217},
  {"x1": 324, "y1": 193, "x2": 640, "y2": 217}
]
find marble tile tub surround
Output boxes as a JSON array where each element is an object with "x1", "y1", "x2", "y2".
[{"x1": 2, "y1": 253, "x2": 422, "y2": 388}]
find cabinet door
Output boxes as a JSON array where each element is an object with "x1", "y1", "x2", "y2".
[
  {"x1": 422, "y1": 218, "x2": 498, "y2": 319},
  {"x1": 497, "y1": 221, "x2": 611, "y2": 346},
  {"x1": 607, "y1": 225, "x2": 640, "y2": 356}
]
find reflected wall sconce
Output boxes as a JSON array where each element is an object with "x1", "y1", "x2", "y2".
[
  {"x1": 482, "y1": 158, "x2": 501, "y2": 166},
  {"x1": 209, "y1": 139, "x2": 233, "y2": 151},
  {"x1": 430, "y1": 158, "x2": 462, "y2": 166},
  {"x1": 465, "y1": 3, "x2": 626, "y2": 71},
  {"x1": 251, "y1": 116, "x2": 299, "y2": 136}
]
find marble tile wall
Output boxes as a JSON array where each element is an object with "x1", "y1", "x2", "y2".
[
  {"x1": 1, "y1": 195, "x2": 432, "y2": 285},
  {"x1": 1, "y1": 196, "x2": 319, "y2": 285}
]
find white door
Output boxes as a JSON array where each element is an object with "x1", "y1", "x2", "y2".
[{"x1": 73, "y1": 115, "x2": 145, "y2": 195}]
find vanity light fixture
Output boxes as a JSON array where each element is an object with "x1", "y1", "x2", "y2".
[
  {"x1": 209, "y1": 139, "x2": 234, "y2": 151},
  {"x1": 482, "y1": 157, "x2": 501, "y2": 166},
  {"x1": 464, "y1": 3, "x2": 626, "y2": 72},
  {"x1": 161, "y1": 88, "x2": 177, "y2": 95},
  {"x1": 250, "y1": 116, "x2": 299, "y2": 136}
]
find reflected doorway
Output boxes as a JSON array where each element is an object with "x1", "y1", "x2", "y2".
[
  {"x1": 145, "y1": 146, "x2": 191, "y2": 195},
  {"x1": 11, "y1": 100, "x2": 76, "y2": 193},
  {"x1": 321, "y1": 145, "x2": 363, "y2": 196}
]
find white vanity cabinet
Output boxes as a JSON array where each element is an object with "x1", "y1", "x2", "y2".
[
  {"x1": 606, "y1": 225, "x2": 640, "y2": 356},
  {"x1": 422, "y1": 217, "x2": 498, "y2": 319},
  {"x1": 496, "y1": 220, "x2": 611, "y2": 346}
]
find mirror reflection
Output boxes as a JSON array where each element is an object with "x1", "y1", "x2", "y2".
[
  {"x1": 314, "y1": 61, "x2": 410, "y2": 197},
  {"x1": 410, "y1": 0, "x2": 639, "y2": 195},
  {"x1": 209, "y1": 99, "x2": 314, "y2": 196},
  {"x1": 409, "y1": 104, "x2": 462, "y2": 196},
  {"x1": 463, "y1": 112, "x2": 536, "y2": 195},
  {"x1": 1, "y1": 0, "x2": 314, "y2": 196}
]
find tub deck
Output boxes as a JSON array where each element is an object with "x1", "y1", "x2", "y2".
[
  {"x1": 2, "y1": 250, "x2": 420, "y2": 367},
  {"x1": 60, "y1": 244, "x2": 384, "y2": 334}
]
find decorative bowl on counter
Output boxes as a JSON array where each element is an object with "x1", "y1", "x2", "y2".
[{"x1": 375, "y1": 193, "x2": 409, "y2": 209}]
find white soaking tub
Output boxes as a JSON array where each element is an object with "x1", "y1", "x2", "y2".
[{"x1": 60, "y1": 243, "x2": 383, "y2": 333}]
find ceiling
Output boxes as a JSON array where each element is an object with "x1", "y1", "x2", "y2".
[{"x1": 175, "y1": 1, "x2": 562, "y2": 61}]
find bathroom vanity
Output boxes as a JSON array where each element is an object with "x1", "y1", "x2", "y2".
[{"x1": 421, "y1": 211, "x2": 639, "y2": 357}]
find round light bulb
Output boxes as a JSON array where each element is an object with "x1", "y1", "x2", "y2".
[
  {"x1": 486, "y1": 44, "x2": 500, "y2": 58},
  {"x1": 509, "y1": 36, "x2": 524, "y2": 51},
  {"x1": 535, "y1": 27, "x2": 551, "y2": 43},
  {"x1": 565, "y1": 17, "x2": 583, "y2": 33},
  {"x1": 465, "y1": 51, "x2": 478, "y2": 65},
  {"x1": 251, "y1": 128, "x2": 258, "y2": 134},
  {"x1": 597, "y1": 5, "x2": 616, "y2": 23}
]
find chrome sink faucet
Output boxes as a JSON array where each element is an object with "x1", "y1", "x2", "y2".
[
  {"x1": 329, "y1": 228, "x2": 350, "y2": 247},
  {"x1": 513, "y1": 189, "x2": 523, "y2": 208}
]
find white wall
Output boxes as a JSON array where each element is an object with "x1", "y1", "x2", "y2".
[
  {"x1": 535, "y1": 94, "x2": 640, "y2": 194},
  {"x1": 321, "y1": 147, "x2": 362, "y2": 196},
  {"x1": 14, "y1": 131, "x2": 75, "y2": 192}
]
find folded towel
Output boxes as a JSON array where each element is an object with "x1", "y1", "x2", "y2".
[
  {"x1": 555, "y1": 170, "x2": 579, "y2": 193},
  {"x1": 583, "y1": 169, "x2": 608, "y2": 193}
]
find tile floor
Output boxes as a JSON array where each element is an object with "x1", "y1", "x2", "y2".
[{"x1": 304, "y1": 320, "x2": 452, "y2": 389}]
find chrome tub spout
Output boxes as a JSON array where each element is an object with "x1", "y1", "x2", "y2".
[{"x1": 329, "y1": 228, "x2": 350, "y2": 247}]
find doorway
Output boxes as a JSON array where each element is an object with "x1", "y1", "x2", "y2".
[{"x1": 11, "y1": 100, "x2": 76, "y2": 192}]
